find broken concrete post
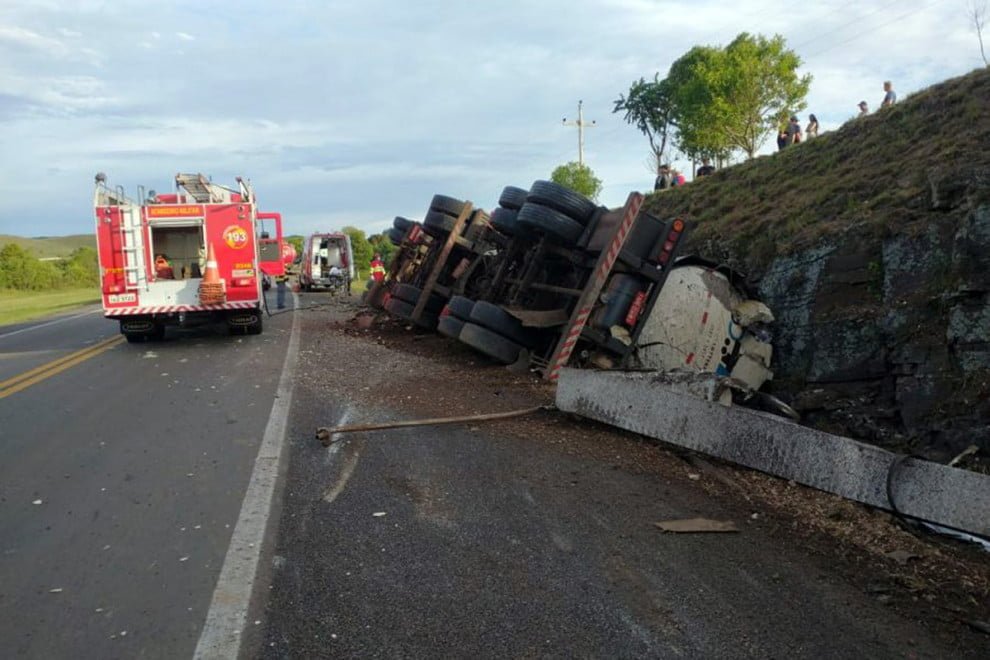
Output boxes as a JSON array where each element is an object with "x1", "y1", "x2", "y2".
[{"x1": 555, "y1": 368, "x2": 990, "y2": 538}]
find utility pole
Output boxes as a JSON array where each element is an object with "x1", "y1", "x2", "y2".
[{"x1": 562, "y1": 100, "x2": 596, "y2": 166}]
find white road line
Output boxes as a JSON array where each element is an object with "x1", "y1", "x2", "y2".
[
  {"x1": 194, "y1": 292, "x2": 300, "y2": 660},
  {"x1": 0, "y1": 307, "x2": 102, "y2": 339}
]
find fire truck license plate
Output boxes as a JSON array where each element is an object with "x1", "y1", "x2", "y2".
[{"x1": 108, "y1": 293, "x2": 137, "y2": 304}]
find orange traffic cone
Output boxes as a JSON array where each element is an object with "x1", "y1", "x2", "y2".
[{"x1": 198, "y1": 242, "x2": 226, "y2": 304}]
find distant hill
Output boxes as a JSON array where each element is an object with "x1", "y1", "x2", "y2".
[{"x1": 0, "y1": 234, "x2": 96, "y2": 258}]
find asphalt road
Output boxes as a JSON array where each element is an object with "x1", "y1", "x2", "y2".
[
  {"x1": 260, "y1": 316, "x2": 971, "y2": 659},
  {"x1": 0, "y1": 297, "x2": 293, "y2": 658}
]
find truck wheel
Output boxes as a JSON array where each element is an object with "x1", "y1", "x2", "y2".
[
  {"x1": 393, "y1": 216, "x2": 415, "y2": 232},
  {"x1": 490, "y1": 208, "x2": 517, "y2": 236},
  {"x1": 459, "y1": 322, "x2": 524, "y2": 365},
  {"x1": 444, "y1": 295, "x2": 475, "y2": 320},
  {"x1": 386, "y1": 227, "x2": 405, "y2": 246},
  {"x1": 123, "y1": 333, "x2": 144, "y2": 344},
  {"x1": 516, "y1": 203, "x2": 583, "y2": 246},
  {"x1": 385, "y1": 297, "x2": 439, "y2": 329},
  {"x1": 527, "y1": 180, "x2": 597, "y2": 225},
  {"x1": 424, "y1": 210, "x2": 456, "y2": 235},
  {"x1": 430, "y1": 194, "x2": 468, "y2": 218},
  {"x1": 247, "y1": 311, "x2": 263, "y2": 335},
  {"x1": 148, "y1": 324, "x2": 166, "y2": 341},
  {"x1": 391, "y1": 284, "x2": 446, "y2": 313},
  {"x1": 437, "y1": 315, "x2": 465, "y2": 339},
  {"x1": 498, "y1": 186, "x2": 528, "y2": 210},
  {"x1": 468, "y1": 301, "x2": 534, "y2": 347}
]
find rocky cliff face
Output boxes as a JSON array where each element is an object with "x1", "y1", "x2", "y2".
[
  {"x1": 641, "y1": 68, "x2": 990, "y2": 462},
  {"x1": 756, "y1": 201, "x2": 990, "y2": 460}
]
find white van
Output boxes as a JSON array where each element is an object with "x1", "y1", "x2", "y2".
[{"x1": 299, "y1": 232, "x2": 355, "y2": 293}]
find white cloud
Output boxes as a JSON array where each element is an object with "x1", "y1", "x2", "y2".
[{"x1": 0, "y1": 0, "x2": 984, "y2": 237}]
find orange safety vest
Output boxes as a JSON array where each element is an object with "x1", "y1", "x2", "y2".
[{"x1": 370, "y1": 259, "x2": 386, "y2": 281}]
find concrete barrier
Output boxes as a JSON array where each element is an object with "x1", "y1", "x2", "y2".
[{"x1": 556, "y1": 368, "x2": 990, "y2": 538}]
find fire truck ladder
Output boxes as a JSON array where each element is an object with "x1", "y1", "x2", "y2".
[
  {"x1": 119, "y1": 203, "x2": 148, "y2": 291},
  {"x1": 175, "y1": 173, "x2": 217, "y2": 203}
]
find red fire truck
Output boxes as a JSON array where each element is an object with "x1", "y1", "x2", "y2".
[{"x1": 93, "y1": 172, "x2": 285, "y2": 342}]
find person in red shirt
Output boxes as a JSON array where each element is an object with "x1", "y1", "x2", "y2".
[{"x1": 369, "y1": 254, "x2": 386, "y2": 282}]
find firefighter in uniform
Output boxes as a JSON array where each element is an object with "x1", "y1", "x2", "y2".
[
  {"x1": 275, "y1": 272, "x2": 288, "y2": 309},
  {"x1": 370, "y1": 254, "x2": 386, "y2": 283}
]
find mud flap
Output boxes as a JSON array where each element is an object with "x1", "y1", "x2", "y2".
[{"x1": 506, "y1": 347, "x2": 531, "y2": 374}]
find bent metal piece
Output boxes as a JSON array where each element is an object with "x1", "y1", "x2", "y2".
[
  {"x1": 555, "y1": 368, "x2": 990, "y2": 538},
  {"x1": 316, "y1": 405, "x2": 551, "y2": 445}
]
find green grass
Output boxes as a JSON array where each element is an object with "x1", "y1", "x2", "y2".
[
  {"x1": 0, "y1": 288, "x2": 101, "y2": 327},
  {"x1": 641, "y1": 66, "x2": 990, "y2": 277},
  {"x1": 0, "y1": 234, "x2": 95, "y2": 258}
]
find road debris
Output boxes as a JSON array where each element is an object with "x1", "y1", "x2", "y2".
[
  {"x1": 948, "y1": 444, "x2": 979, "y2": 468},
  {"x1": 316, "y1": 405, "x2": 552, "y2": 446},
  {"x1": 372, "y1": 512, "x2": 387, "y2": 517},
  {"x1": 885, "y1": 550, "x2": 921, "y2": 565},
  {"x1": 32, "y1": 499, "x2": 42, "y2": 505},
  {"x1": 49, "y1": 588, "x2": 63, "y2": 593},
  {"x1": 654, "y1": 518, "x2": 739, "y2": 533}
]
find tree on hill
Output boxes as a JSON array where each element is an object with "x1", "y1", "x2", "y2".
[
  {"x1": 671, "y1": 33, "x2": 811, "y2": 159},
  {"x1": 617, "y1": 32, "x2": 810, "y2": 163},
  {"x1": 0, "y1": 243, "x2": 63, "y2": 290},
  {"x1": 613, "y1": 75, "x2": 676, "y2": 167},
  {"x1": 342, "y1": 226, "x2": 373, "y2": 277},
  {"x1": 550, "y1": 161, "x2": 603, "y2": 201}
]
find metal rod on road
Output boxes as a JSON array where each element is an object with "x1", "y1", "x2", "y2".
[{"x1": 317, "y1": 405, "x2": 553, "y2": 445}]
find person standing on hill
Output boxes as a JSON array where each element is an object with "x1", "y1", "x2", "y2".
[
  {"x1": 654, "y1": 164, "x2": 674, "y2": 191},
  {"x1": 696, "y1": 158, "x2": 715, "y2": 177},
  {"x1": 881, "y1": 80, "x2": 897, "y2": 107},
  {"x1": 805, "y1": 114, "x2": 819, "y2": 139},
  {"x1": 786, "y1": 116, "x2": 802, "y2": 145},
  {"x1": 857, "y1": 100, "x2": 869, "y2": 117}
]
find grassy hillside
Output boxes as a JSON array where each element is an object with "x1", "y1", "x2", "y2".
[
  {"x1": 0, "y1": 234, "x2": 96, "y2": 258},
  {"x1": 643, "y1": 66, "x2": 990, "y2": 279}
]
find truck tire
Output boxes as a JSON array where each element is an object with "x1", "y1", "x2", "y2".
[
  {"x1": 385, "y1": 297, "x2": 439, "y2": 329},
  {"x1": 527, "y1": 180, "x2": 597, "y2": 225},
  {"x1": 459, "y1": 322, "x2": 524, "y2": 365},
  {"x1": 430, "y1": 194, "x2": 468, "y2": 218},
  {"x1": 424, "y1": 210, "x2": 456, "y2": 236},
  {"x1": 490, "y1": 207, "x2": 518, "y2": 236},
  {"x1": 516, "y1": 202, "x2": 584, "y2": 246},
  {"x1": 123, "y1": 333, "x2": 145, "y2": 344},
  {"x1": 386, "y1": 227, "x2": 405, "y2": 246},
  {"x1": 390, "y1": 284, "x2": 446, "y2": 313},
  {"x1": 393, "y1": 216, "x2": 415, "y2": 232},
  {"x1": 498, "y1": 186, "x2": 528, "y2": 210},
  {"x1": 437, "y1": 315, "x2": 465, "y2": 340},
  {"x1": 246, "y1": 311, "x2": 263, "y2": 335},
  {"x1": 391, "y1": 283, "x2": 422, "y2": 304},
  {"x1": 468, "y1": 301, "x2": 534, "y2": 347},
  {"x1": 444, "y1": 295, "x2": 475, "y2": 320}
]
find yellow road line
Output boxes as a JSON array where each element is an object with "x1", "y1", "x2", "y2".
[{"x1": 0, "y1": 335, "x2": 124, "y2": 399}]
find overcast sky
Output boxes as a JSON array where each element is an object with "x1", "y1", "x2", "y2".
[{"x1": 0, "y1": 0, "x2": 983, "y2": 238}]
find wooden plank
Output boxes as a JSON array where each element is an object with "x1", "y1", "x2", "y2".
[{"x1": 411, "y1": 203, "x2": 473, "y2": 322}]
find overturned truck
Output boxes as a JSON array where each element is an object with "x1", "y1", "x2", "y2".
[{"x1": 369, "y1": 181, "x2": 776, "y2": 398}]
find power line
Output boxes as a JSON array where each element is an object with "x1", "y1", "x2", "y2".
[
  {"x1": 794, "y1": 0, "x2": 905, "y2": 50},
  {"x1": 803, "y1": 0, "x2": 948, "y2": 57}
]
